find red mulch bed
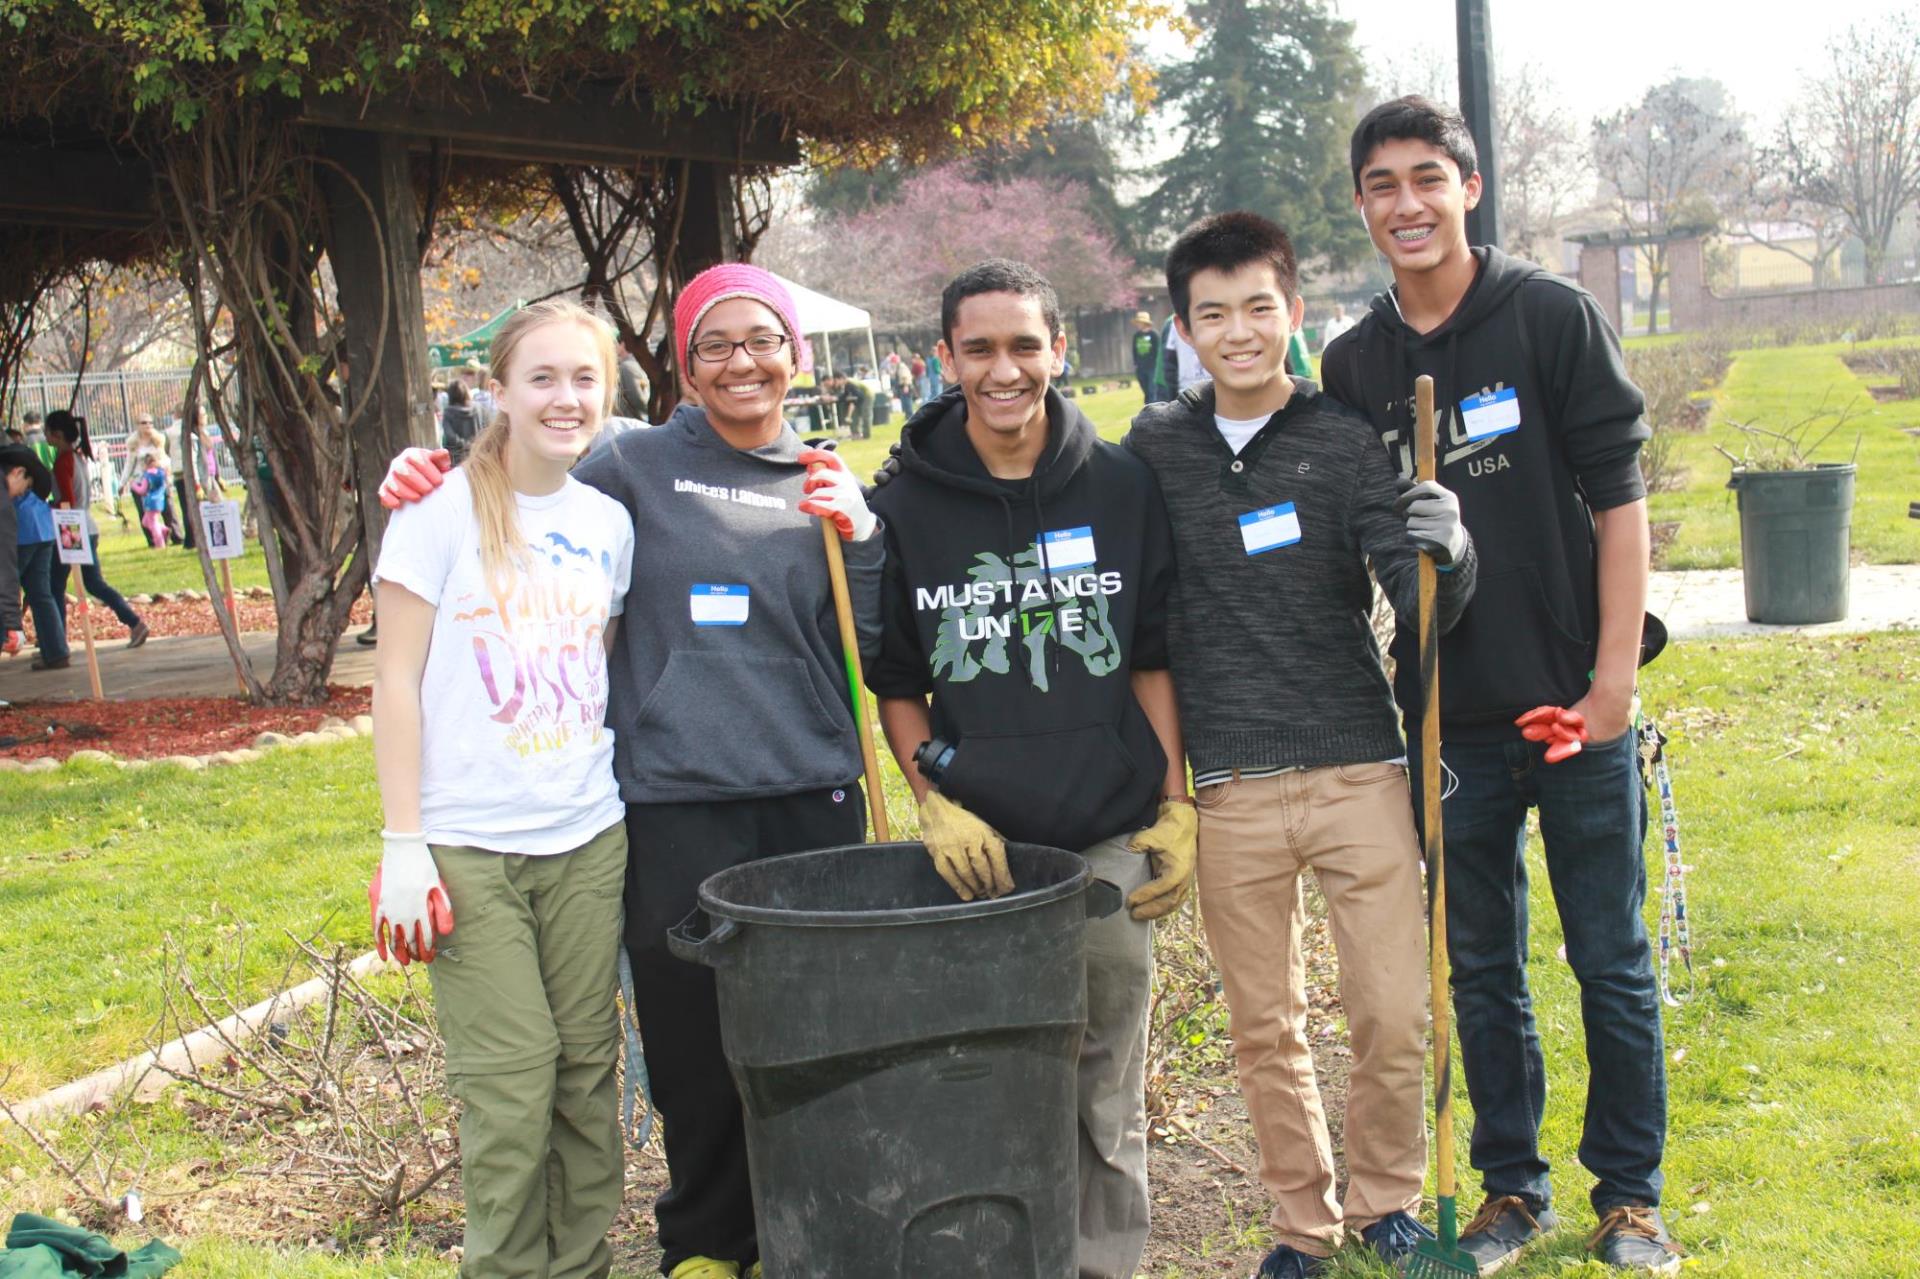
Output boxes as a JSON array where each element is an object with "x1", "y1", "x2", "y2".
[
  {"x1": 0, "y1": 686, "x2": 372, "y2": 761},
  {"x1": 20, "y1": 595, "x2": 374, "y2": 645}
]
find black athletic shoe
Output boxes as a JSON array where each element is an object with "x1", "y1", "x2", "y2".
[
  {"x1": 1459, "y1": 1195, "x2": 1557, "y2": 1274},
  {"x1": 355, "y1": 624, "x2": 377, "y2": 647},
  {"x1": 1589, "y1": 1205, "x2": 1682, "y2": 1274},
  {"x1": 1359, "y1": 1209, "x2": 1435, "y2": 1265},
  {"x1": 1251, "y1": 1242, "x2": 1332, "y2": 1279}
]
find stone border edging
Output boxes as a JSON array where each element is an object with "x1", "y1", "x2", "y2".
[
  {"x1": 0, "y1": 714, "x2": 373, "y2": 774},
  {"x1": 2, "y1": 949, "x2": 388, "y2": 1129}
]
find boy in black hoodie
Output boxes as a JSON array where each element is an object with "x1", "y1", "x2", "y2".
[
  {"x1": 1322, "y1": 97, "x2": 1676, "y2": 1275},
  {"x1": 1127, "y1": 212, "x2": 1476, "y2": 1279},
  {"x1": 865, "y1": 260, "x2": 1192, "y2": 1279}
]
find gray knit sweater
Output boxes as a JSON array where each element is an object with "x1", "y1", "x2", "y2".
[{"x1": 1124, "y1": 380, "x2": 1477, "y2": 775}]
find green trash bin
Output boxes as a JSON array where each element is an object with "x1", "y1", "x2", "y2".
[{"x1": 1727, "y1": 463, "x2": 1855, "y2": 624}]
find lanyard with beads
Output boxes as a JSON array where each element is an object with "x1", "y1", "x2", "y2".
[{"x1": 1639, "y1": 718, "x2": 1696, "y2": 1007}]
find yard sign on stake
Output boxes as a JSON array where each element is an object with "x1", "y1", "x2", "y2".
[
  {"x1": 52, "y1": 511, "x2": 104, "y2": 700},
  {"x1": 201, "y1": 499, "x2": 247, "y2": 693}
]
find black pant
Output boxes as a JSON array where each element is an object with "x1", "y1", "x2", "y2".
[
  {"x1": 171, "y1": 477, "x2": 194, "y2": 548},
  {"x1": 624, "y1": 785, "x2": 865, "y2": 1274}
]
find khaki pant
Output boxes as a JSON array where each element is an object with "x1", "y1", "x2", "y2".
[
  {"x1": 1077, "y1": 836, "x2": 1156, "y2": 1279},
  {"x1": 428, "y1": 821, "x2": 628, "y2": 1279},
  {"x1": 1195, "y1": 766, "x2": 1428, "y2": 1257}
]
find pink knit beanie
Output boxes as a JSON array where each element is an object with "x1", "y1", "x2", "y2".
[{"x1": 673, "y1": 263, "x2": 812, "y2": 374}]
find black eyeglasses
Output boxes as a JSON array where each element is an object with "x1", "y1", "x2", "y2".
[{"x1": 690, "y1": 333, "x2": 791, "y2": 363}]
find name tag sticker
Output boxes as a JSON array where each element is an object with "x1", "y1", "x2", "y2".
[
  {"x1": 1459, "y1": 386, "x2": 1521, "y2": 441},
  {"x1": 1238, "y1": 503, "x2": 1302, "y2": 555},
  {"x1": 690, "y1": 583, "x2": 749, "y2": 626},
  {"x1": 1041, "y1": 525, "x2": 1097, "y2": 571}
]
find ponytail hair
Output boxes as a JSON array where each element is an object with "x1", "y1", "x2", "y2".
[
  {"x1": 463, "y1": 299, "x2": 619, "y2": 595},
  {"x1": 45, "y1": 409, "x2": 94, "y2": 461}
]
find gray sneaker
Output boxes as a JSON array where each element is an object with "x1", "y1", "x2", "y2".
[
  {"x1": 1589, "y1": 1205, "x2": 1682, "y2": 1274},
  {"x1": 1458, "y1": 1195, "x2": 1556, "y2": 1274}
]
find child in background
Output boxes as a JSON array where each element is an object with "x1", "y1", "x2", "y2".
[
  {"x1": 134, "y1": 451, "x2": 169, "y2": 548},
  {"x1": 45, "y1": 410, "x2": 149, "y2": 647}
]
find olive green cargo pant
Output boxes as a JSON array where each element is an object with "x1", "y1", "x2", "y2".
[{"x1": 427, "y1": 821, "x2": 628, "y2": 1279}]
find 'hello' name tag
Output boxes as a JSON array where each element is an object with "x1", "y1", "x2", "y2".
[
  {"x1": 1239, "y1": 503, "x2": 1302, "y2": 555},
  {"x1": 1459, "y1": 386, "x2": 1521, "y2": 441},
  {"x1": 690, "y1": 583, "x2": 749, "y2": 626},
  {"x1": 1041, "y1": 525, "x2": 1097, "y2": 572}
]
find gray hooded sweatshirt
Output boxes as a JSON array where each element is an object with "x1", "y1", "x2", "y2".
[{"x1": 572, "y1": 404, "x2": 884, "y2": 804}]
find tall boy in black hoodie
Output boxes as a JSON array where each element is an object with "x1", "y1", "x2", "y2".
[
  {"x1": 865, "y1": 259, "x2": 1193, "y2": 1279},
  {"x1": 1322, "y1": 97, "x2": 1677, "y2": 1275}
]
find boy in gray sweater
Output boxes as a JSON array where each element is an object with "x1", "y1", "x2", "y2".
[{"x1": 1124, "y1": 213, "x2": 1476, "y2": 1278}]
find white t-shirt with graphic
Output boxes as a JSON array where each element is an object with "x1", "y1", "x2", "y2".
[{"x1": 373, "y1": 469, "x2": 635, "y2": 854}]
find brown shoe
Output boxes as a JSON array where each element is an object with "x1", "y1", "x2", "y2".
[
  {"x1": 30, "y1": 653, "x2": 71, "y2": 671},
  {"x1": 127, "y1": 619, "x2": 151, "y2": 649}
]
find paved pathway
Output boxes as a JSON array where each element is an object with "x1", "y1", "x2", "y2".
[
  {"x1": 2, "y1": 567, "x2": 1915, "y2": 705},
  {"x1": 0, "y1": 623, "x2": 376, "y2": 704}
]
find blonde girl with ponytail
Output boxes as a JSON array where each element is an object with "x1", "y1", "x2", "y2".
[{"x1": 370, "y1": 299, "x2": 637, "y2": 1279}]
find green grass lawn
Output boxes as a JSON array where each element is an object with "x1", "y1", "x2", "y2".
[
  {"x1": 4, "y1": 632, "x2": 1917, "y2": 1275},
  {"x1": 0, "y1": 740, "x2": 379, "y2": 1095},
  {"x1": 1650, "y1": 341, "x2": 1920, "y2": 570},
  {"x1": 83, "y1": 514, "x2": 273, "y2": 598}
]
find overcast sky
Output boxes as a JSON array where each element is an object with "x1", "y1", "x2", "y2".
[{"x1": 1328, "y1": 0, "x2": 1911, "y2": 132}]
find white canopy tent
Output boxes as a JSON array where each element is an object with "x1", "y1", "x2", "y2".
[{"x1": 768, "y1": 271, "x2": 879, "y2": 377}]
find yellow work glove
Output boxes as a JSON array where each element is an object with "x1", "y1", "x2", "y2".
[
  {"x1": 1126, "y1": 800, "x2": 1198, "y2": 921},
  {"x1": 917, "y1": 791, "x2": 1014, "y2": 902}
]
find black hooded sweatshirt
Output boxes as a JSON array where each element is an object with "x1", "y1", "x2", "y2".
[
  {"x1": 1321, "y1": 247, "x2": 1649, "y2": 740},
  {"x1": 866, "y1": 387, "x2": 1175, "y2": 852}
]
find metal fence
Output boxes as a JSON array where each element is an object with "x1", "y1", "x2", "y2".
[{"x1": 11, "y1": 368, "x2": 241, "y2": 497}]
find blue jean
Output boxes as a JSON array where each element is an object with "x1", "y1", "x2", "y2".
[
  {"x1": 1411, "y1": 729, "x2": 1665, "y2": 1213},
  {"x1": 53, "y1": 557, "x2": 141, "y2": 628},
  {"x1": 16, "y1": 541, "x2": 68, "y2": 661}
]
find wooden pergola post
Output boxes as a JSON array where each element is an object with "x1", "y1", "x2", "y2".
[{"x1": 319, "y1": 128, "x2": 437, "y2": 571}]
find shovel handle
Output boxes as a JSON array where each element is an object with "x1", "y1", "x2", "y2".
[
  {"x1": 1414, "y1": 374, "x2": 1455, "y2": 1205},
  {"x1": 821, "y1": 519, "x2": 892, "y2": 842}
]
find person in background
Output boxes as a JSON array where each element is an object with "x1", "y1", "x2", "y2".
[
  {"x1": 1131, "y1": 310, "x2": 1162, "y2": 404},
  {"x1": 22, "y1": 412, "x2": 55, "y2": 469},
  {"x1": 44, "y1": 411, "x2": 148, "y2": 648},
  {"x1": 1318, "y1": 302, "x2": 1356, "y2": 352},
  {"x1": 910, "y1": 350, "x2": 930, "y2": 405},
  {"x1": 464, "y1": 359, "x2": 497, "y2": 426},
  {"x1": 3, "y1": 444, "x2": 68, "y2": 671},
  {"x1": 158, "y1": 415, "x2": 197, "y2": 550},
  {"x1": 133, "y1": 450, "x2": 171, "y2": 549},
  {"x1": 835, "y1": 371, "x2": 873, "y2": 440},
  {"x1": 438, "y1": 381, "x2": 481, "y2": 464},
  {"x1": 0, "y1": 472, "x2": 20, "y2": 657},
  {"x1": 1157, "y1": 314, "x2": 1207, "y2": 399},
  {"x1": 119, "y1": 416, "x2": 168, "y2": 525}
]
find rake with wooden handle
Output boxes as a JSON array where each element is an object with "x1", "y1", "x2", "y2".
[
  {"x1": 1404, "y1": 373, "x2": 1476, "y2": 1278},
  {"x1": 820, "y1": 518, "x2": 891, "y2": 842}
]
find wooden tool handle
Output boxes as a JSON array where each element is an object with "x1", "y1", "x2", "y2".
[
  {"x1": 821, "y1": 519, "x2": 892, "y2": 842},
  {"x1": 1414, "y1": 373, "x2": 1454, "y2": 1199}
]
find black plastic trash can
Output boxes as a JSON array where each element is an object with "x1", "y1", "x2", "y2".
[
  {"x1": 1727, "y1": 463, "x2": 1855, "y2": 624},
  {"x1": 669, "y1": 842, "x2": 1119, "y2": 1279}
]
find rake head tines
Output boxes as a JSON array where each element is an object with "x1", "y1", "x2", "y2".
[{"x1": 1400, "y1": 1240, "x2": 1478, "y2": 1278}]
